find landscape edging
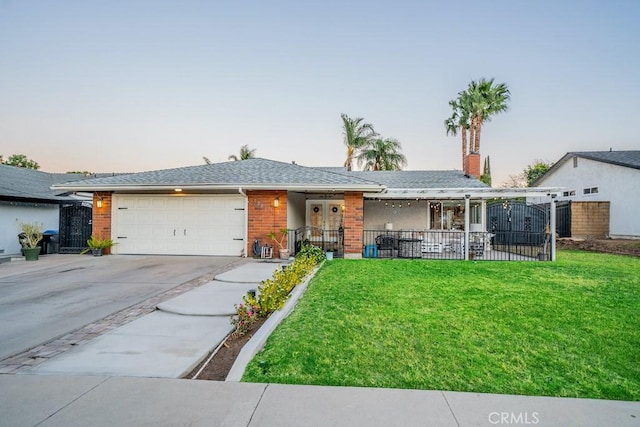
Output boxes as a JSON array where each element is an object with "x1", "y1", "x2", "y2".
[{"x1": 225, "y1": 262, "x2": 323, "y2": 381}]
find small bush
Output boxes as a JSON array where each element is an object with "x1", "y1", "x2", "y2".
[
  {"x1": 230, "y1": 253, "x2": 321, "y2": 336},
  {"x1": 296, "y1": 242, "x2": 325, "y2": 264}
]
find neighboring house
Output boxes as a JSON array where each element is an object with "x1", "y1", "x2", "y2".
[
  {"x1": 0, "y1": 165, "x2": 94, "y2": 256},
  {"x1": 529, "y1": 150, "x2": 640, "y2": 239},
  {"x1": 52, "y1": 155, "x2": 559, "y2": 260}
]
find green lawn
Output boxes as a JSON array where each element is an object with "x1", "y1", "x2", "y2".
[{"x1": 243, "y1": 251, "x2": 640, "y2": 400}]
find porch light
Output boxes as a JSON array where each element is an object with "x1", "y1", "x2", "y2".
[
  {"x1": 274, "y1": 196, "x2": 279, "y2": 208},
  {"x1": 96, "y1": 197, "x2": 103, "y2": 208},
  {"x1": 174, "y1": 188, "x2": 182, "y2": 192}
]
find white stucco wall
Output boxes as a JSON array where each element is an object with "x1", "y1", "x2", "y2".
[
  {"x1": 287, "y1": 192, "x2": 306, "y2": 231},
  {"x1": 0, "y1": 203, "x2": 59, "y2": 255},
  {"x1": 364, "y1": 199, "x2": 428, "y2": 230},
  {"x1": 531, "y1": 157, "x2": 640, "y2": 238}
]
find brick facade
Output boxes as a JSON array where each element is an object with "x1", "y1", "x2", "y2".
[
  {"x1": 92, "y1": 192, "x2": 113, "y2": 254},
  {"x1": 247, "y1": 190, "x2": 288, "y2": 258},
  {"x1": 343, "y1": 192, "x2": 364, "y2": 258},
  {"x1": 571, "y1": 201, "x2": 610, "y2": 239}
]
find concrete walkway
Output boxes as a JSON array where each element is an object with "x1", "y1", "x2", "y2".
[
  {"x1": 1, "y1": 375, "x2": 638, "y2": 427},
  {"x1": 27, "y1": 261, "x2": 283, "y2": 378}
]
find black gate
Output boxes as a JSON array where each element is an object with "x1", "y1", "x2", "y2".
[
  {"x1": 556, "y1": 201, "x2": 571, "y2": 237},
  {"x1": 487, "y1": 201, "x2": 549, "y2": 260},
  {"x1": 59, "y1": 203, "x2": 93, "y2": 254}
]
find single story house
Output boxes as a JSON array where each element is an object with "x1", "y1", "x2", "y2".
[
  {"x1": 528, "y1": 150, "x2": 640, "y2": 239},
  {"x1": 52, "y1": 155, "x2": 560, "y2": 261},
  {"x1": 0, "y1": 164, "x2": 94, "y2": 256}
]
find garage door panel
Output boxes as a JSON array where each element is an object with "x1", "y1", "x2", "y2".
[{"x1": 112, "y1": 195, "x2": 245, "y2": 256}]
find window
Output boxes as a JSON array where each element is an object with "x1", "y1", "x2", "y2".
[
  {"x1": 562, "y1": 190, "x2": 576, "y2": 197},
  {"x1": 583, "y1": 187, "x2": 599, "y2": 195},
  {"x1": 573, "y1": 157, "x2": 578, "y2": 168}
]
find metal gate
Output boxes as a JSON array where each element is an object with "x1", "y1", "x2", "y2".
[
  {"x1": 487, "y1": 201, "x2": 549, "y2": 260},
  {"x1": 59, "y1": 203, "x2": 93, "y2": 253},
  {"x1": 556, "y1": 201, "x2": 571, "y2": 237}
]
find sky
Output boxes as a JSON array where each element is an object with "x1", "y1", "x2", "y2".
[{"x1": 1, "y1": 0, "x2": 639, "y2": 186}]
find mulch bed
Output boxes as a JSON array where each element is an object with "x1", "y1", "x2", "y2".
[
  {"x1": 557, "y1": 238, "x2": 640, "y2": 257},
  {"x1": 185, "y1": 318, "x2": 266, "y2": 381}
]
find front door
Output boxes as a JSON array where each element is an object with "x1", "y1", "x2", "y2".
[{"x1": 307, "y1": 200, "x2": 344, "y2": 232}]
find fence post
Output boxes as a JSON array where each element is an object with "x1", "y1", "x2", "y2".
[
  {"x1": 464, "y1": 194, "x2": 470, "y2": 261},
  {"x1": 550, "y1": 195, "x2": 557, "y2": 261}
]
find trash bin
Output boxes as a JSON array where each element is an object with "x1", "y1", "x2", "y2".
[{"x1": 42, "y1": 230, "x2": 60, "y2": 254}]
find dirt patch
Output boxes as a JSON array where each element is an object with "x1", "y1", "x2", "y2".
[
  {"x1": 557, "y1": 238, "x2": 640, "y2": 257},
  {"x1": 185, "y1": 318, "x2": 266, "y2": 381}
]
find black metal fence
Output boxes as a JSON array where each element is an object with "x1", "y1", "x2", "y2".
[
  {"x1": 292, "y1": 226, "x2": 344, "y2": 257},
  {"x1": 362, "y1": 229, "x2": 547, "y2": 261}
]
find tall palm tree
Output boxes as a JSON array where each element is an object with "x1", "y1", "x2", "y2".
[
  {"x1": 228, "y1": 145, "x2": 256, "y2": 161},
  {"x1": 444, "y1": 99, "x2": 470, "y2": 169},
  {"x1": 341, "y1": 113, "x2": 377, "y2": 171},
  {"x1": 357, "y1": 137, "x2": 407, "y2": 171},
  {"x1": 464, "y1": 78, "x2": 510, "y2": 154},
  {"x1": 445, "y1": 79, "x2": 509, "y2": 165}
]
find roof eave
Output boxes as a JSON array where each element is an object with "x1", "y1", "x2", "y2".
[
  {"x1": 50, "y1": 183, "x2": 386, "y2": 193},
  {"x1": 365, "y1": 187, "x2": 562, "y2": 199}
]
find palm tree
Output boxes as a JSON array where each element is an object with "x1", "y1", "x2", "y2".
[
  {"x1": 465, "y1": 78, "x2": 510, "y2": 154},
  {"x1": 444, "y1": 99, "x2": 470, "y2": 169},
  {"x1": 228, "y1": 145, "x2": 256, "y2": 161},
  {"x1": 357, "y1": 137, "x2": 407, "y2": 171},
  {"x1": 341, "y1": 113, "x2": 377, "y2": 171},
  {"x1": 445, "y1": 78, "x2": 509, "y2": 161}
]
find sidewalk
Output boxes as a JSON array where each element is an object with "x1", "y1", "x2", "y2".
[{"x1": 1, "y1": 374, "x2": 638, "y2": 427}]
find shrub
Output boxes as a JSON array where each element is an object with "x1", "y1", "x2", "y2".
[
  {"x1": 230, "y1": 253, "x2": 321, "y2": 336},
  {"x1": 296, "y1": 242, "x2": 325, "y2": 264}
]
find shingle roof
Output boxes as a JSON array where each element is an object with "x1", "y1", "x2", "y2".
[
  {"x1": 52, "y1": 158, "x2": 489, "y2": 192},
  {"x1": 569, "y1": 150, "x2": 640, "y2": 170},
  {"x1": 339, "y1": 170, "x2": 489, "y2": 189},
  {"x1": 51, "y1": 158, "x2": 385, "y2": 191},
  {"x1": 0, "y1": 165, "x2": 95, "y2": 201},
  {"x1": 532, "y1": 150, "x2": 640, "y2": 186}
]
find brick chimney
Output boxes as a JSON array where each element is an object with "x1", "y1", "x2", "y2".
[{"x1": 464, "y1": 153, "x2": 481, "y2": 179}]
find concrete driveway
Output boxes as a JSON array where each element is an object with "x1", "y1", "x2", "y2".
[{"x1": 0, "y1": 254, "x2": 240, "y2": 361}]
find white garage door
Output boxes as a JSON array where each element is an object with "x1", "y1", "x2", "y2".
[{"x1": 112, "y1": 195, "x2": 245, "y2": 256}]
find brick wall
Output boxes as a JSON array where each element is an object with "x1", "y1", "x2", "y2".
[
  {"x1": 463, "y1": 153, "x2": 481, "y2": 179},
  {"x1": 343, "y1": 192, "x2": 364, "y2": 258},
  {"x1": 247, "y1": 190, "x2": 288, "y2": 258},
  {"x1": 571, "y1": 201, "x2": 610, "y2": 239},
  {"x1": 92, "y1": 192, "x2": 113, "y2": 254}
]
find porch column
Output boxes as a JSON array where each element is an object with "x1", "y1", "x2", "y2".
[
  {"x1": 464, "y1": 194, "x2": 470, "y2": 261},
  {"x1": 343, "y1": 192, "x2": 364, "y2": 259},
  {"x1": 550, "y1": 194, "x2": 557, "y2": 261}
]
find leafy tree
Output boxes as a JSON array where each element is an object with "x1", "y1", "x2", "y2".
[
  {"x1": 357, "y1": 137, "x2": 407, "y2": 171},
  {"x1": 524, "y1": 160, "x2": 553, "y2": 186},
  {"x1": 480, "y1": 156, "x2": 492, "y2": 186},
  {"x1": 341, "y1": 113, "x2": 377, "y2": 171},
  {"x1": 4, "y1": 154, "x2": 40, "y2": 169},
  {"x1": 445, "y1": 78, "x2": 510, "y2": 160},
  {"x1": 228, "y1": 145, "x2": 256, "y2": 161}
]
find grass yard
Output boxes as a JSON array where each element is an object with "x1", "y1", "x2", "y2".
[{"x1": 243, "y1": 251, "x2": 640, "y2": 400}]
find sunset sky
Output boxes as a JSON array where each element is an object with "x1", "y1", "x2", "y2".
[{"x1": 1, "y1": 0, "x2": 638, "y2": 185}]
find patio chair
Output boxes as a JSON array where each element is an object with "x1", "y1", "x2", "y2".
[{"x1": 375, "y1": 234, "x2": 396, "y2": 250}]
